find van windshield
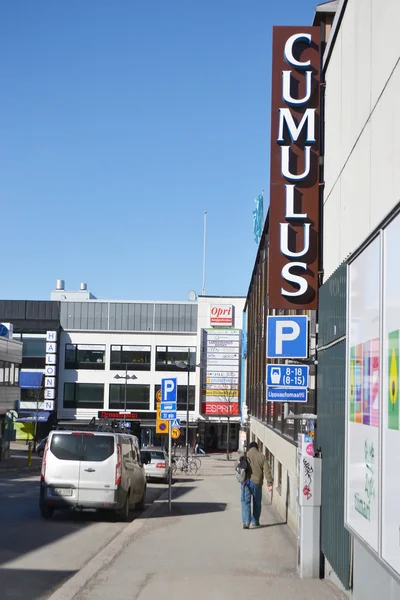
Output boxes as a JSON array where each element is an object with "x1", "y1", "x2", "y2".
[{"x1": 50, "y1": 434, "x2": 114, "y2": 462}]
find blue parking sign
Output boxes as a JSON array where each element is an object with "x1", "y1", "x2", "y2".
[
  {"x1": 161, "y1": 378, "x2": 177, "y2": 403},
  {"x1": 267, "y1": 316, "x2": 308, "y2": 358}
]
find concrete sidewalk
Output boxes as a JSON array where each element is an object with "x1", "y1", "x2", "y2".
[
  {"x1": 0, "y1": 441, "x2": 42, "y2": 473},
  {"x1": 69, "y1": 465, "x2": 346, "y2": 600}
]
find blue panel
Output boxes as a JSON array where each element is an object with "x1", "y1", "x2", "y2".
[
  {"x1": 161, "y1": 378, "x2": 177, "y2": 402},
  {"x1": 267, "y1": 315, "x2": 308, "y2": 358},
  {"x1": 19, "y1": 372, "x2": 44, "y2": 389},
  {"x1": 266, "y1": 364, "x2": 308, "y2": 387},
  {"x1": 17, "y1": 410, "x2": 50, "y2": 422},
  {"x1": 266, "y1": 387, "x2": 307, "y2": 402}
]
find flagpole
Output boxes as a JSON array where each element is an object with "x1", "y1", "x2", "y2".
[{"x1": 202, "y1": 211, "x2": 207, "y2": 296}]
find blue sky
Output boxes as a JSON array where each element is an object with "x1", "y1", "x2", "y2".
[{"x1": 1, "y1": 0, "x2": 318, "y2": 301}]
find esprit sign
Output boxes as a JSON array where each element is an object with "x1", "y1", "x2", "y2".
[
  {"x1": 268, "y1": 27, "x2": 320, "y2": 309},
  {"x1": 210, "y1": 304, "x2": 233, "y2": 327}
]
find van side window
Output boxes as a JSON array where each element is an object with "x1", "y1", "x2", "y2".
[{"x1": 130, "y1": 440, "x2": 138, "y2": 463}]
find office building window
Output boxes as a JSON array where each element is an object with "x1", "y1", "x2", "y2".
[
  {"x1": 155, "y1": 346, "x2": 196, "y2": 371},
  {"x1": 63, "y1": 383, "x2": 104, "y2": 409},
  {"x1": 154, "y1": 385, "x2": 195, "y2": 411},
  {"x1": 13, "y1": 334, "x2": 47, "y2": 369},
  {"x1": 109, "y1": 384, "x2": 150, "y2": 410},
  {"x1": 65, "y1": 345, "x2": 106, "y2": 370},
  {"x1": 110, "y1": 345, "x2": 151, "y2": 371}
]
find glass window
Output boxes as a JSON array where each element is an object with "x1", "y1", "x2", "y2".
[
  {"x1": 51, "y1": 434, "x2": 81, "y2": 461},
  {"x1": 109, "y1": 384, "x2": 150, "y2": 410},
  {"x1": 9, "y1": 364, "x2": 14, "y2": 385},
  {"x1": 110, "y1": 345, "x2": 151, "y2": 371},
  {"x1": 0, "y1": 361, "x2": 4, "y2": 384},
  {"x1": 14, "y1": 365, "x2": 20, "y2": 386},
  {"x1": 21, "y1": 335, "x2": 47, "y2": 369},
  {"x1": 63, "y1": 383, "x2": 104, "y2": 409},
  {"x1": 82, "y1": 436, "x2": 114, "y2": 462},
  {"x1": 155, "y1": 346, "x2": 196, "y2": 371},
  {"x1": 4, "y1": 363, "x2": 10, "y2": 384},
  {"x1": 154, "y1": 385, "x2": 195, "y2": 411},
  {"x1": 65, "y1": 344, "x2": 105, "y2": 370}
]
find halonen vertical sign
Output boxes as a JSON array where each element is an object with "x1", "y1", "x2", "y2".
[{"x1": 268, "y1": 27, "x2": 321, "y2": 309}]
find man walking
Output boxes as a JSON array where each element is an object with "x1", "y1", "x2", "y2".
[{"x1": 241, "y1": 441, "x2": 273, "y2": 529}]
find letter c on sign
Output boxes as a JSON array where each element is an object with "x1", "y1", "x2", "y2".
[{"x1": 284, "y1": 33, "x2": 312, "y2": 69}]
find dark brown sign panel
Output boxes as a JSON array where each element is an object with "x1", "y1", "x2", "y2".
[{"x1": 268, "y1": 27, "x2": 320, "y2": 309}]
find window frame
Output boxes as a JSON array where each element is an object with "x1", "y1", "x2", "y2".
[
  {"x1": 63, "y1": 382, "x2": 105, "y2": 409},
  {"x1": 110, "y1": 345, "x2": 151, "y2": 371},
  {"x1": 155, "y1": 346, "x2": 196, "y2": 372},
  {"x1": 65, "y1": 344, "x2": 106, "y2": 370}
]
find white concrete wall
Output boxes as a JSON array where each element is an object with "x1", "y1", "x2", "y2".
[
  {"x1": 323, "y1": 0, "x2": 400, "y2": 279},
  {"x1": 57, "y1": 330, "x2": 197, "y2": 421},
  {"x1": 250, "y1": 417, "x2": 298, "y2": 533}
]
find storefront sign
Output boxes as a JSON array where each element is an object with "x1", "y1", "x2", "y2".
[
  {"x1": 210, "y1": 305, "x2": 233, "y2": 327},
  {"x1": 98, "y1": 411, "x2": 157, "y2": 420},
  {"x1": 268, "y1": 27, "x2": 320, "y2": 309},
  {"x1": 201, "y1": 402, "x2": 239, "y2": 416}
]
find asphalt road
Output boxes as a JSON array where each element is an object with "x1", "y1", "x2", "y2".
[{"x1": 0, "y1": 471, "x2": 166, "y2": 600}]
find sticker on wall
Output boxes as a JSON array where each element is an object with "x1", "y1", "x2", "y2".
[
  {"x1": 388, "y1": 330, "x2": 399, "y2": 430},
  {"x1": 363, "y1": 341, "x2": 371, "y2": 426},
  {"x1": 371, "y1": 338, "x2": 380, "y2": 428}
]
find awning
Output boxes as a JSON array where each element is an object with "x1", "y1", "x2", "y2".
[
  {"x1": 19, "y1": 372, "x2": 44, "y2": 389},
  {"x1": 17, "y1": 410, "x2": 50, "y2": 423}
]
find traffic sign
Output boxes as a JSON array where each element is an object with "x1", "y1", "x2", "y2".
[
  {"x1": 161, "y1": 378, "x2": 177, "y2": 402},
  {"x1": 172, "y1": 428, "x2": 181, "y2": 439},
  {"x1": 160, "y1": 402, "x2": 177, "y2": 412},
  {"x1": 157, "y1": 421, "x2": 169, "y2": 434},
  {"x1": 267, "y1": 387, "x2": 307, "y2": 402},
  {"x1": 171, "y1": 418, "x2": 181, "y2": 429},
  {"x1": 267, "y1": 316, "x2": 308, "y2": 358},
  {"x1": 156, "y1": 389, "x2": 162, "y2": 402},
  {"x1": 161, "y1": 411, "x2": 177, "y2": 421},
  {"x1": 267, "y1": 364, "x2": 308, "y2": 388}
]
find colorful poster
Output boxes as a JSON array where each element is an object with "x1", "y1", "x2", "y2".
[
  {"x1": 349, "y1": 346, "x2": 355, "y2": 422},
  {"x1": 370, "y1": 338, "x2": 380, "y2": 428},
  {"x1": 355, "y1": 344, "x2": 363, "y2": 423},
  {"x1": 388, "y1": 330, "x2": 399, "y2": 431},
  {"x1": 363, "y1": 341, "x2": 371, "y2": 425}
]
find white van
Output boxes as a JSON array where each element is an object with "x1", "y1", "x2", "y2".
[{"x1": 39, "y1": 430, "x2": 147, "y2": 521}]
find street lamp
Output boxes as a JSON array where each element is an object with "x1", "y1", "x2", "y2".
[
  {"x1": 113, "y1": 367, "x2": 138, "y2": 429},
  {"x1": 175, "y1": 353, "x2": 204, "y2": 461}
]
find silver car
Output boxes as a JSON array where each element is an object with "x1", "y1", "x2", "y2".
[{"x1": 141, "y1": 448, "x2": 169, "y2": 483}]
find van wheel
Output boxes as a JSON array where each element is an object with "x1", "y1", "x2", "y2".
[
  {"x1": 40, "y1": 504, "x2": 54, "y2": 520},
  {"x1": 117, "y1": 492, "x2": 130, "y2": 522},
  {"x1": 136, "y1": 487, "x2": 146, "y2": 511}
]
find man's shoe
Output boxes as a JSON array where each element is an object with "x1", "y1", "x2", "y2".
[
  {"x1": 243, "y1": 523, "x2": 250, "y2": 529},
  {"x1": 250, "y1": 522, "x2": 260, "y2": 528}
]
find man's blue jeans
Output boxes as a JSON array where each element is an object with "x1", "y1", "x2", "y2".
[{"x1": 241, "y1": 481, "x2": 262, "y2": 525}]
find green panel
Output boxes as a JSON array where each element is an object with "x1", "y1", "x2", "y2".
[
  {"x1": 317, "y1": 265, "x2": 351, "y2": 590},
  {"x1": 388, "y1": 330, "x2": 399, "y2": 430}
]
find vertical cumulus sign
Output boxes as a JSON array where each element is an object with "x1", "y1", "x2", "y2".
[{"x1": 253, "y1": 194, "x2": 264, "y2": 244}]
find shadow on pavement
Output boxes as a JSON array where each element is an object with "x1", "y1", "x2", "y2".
[
  {"x1": 248, "y1": 522, "x2": 287, "y2": 529},
  {"x1": 148, "y1": 501, "x2": 227, "y2": 517},
  {"x1": 0, "y1": 568, "x2": 76, "y2": 599}
]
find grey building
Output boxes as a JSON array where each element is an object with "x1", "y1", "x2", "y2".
[{"x1": 0, "y1": 334, "x2": 22, "y2": 459}]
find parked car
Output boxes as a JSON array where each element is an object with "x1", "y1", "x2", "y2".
[
  {"x1": 36, "y1": 437, "x2": 47, "y2": 458},
  {"x1": 39, "y1": 430, "x2": 146, "y2": 521},
  {"x1": 140, "y1": 447, "x2": 169, "y2": 483}
]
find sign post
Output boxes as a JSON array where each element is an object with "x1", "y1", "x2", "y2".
[{"x1": 161, "y1": 378, "x2": 177, "y2": 514}]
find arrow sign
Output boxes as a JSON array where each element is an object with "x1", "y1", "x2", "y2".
[
  {"x1": 171, "y1": 418, "x2": 181, "y2": 429},
  {"x1": 160, "y1": 402, "x2": 177, "y2": 412}
]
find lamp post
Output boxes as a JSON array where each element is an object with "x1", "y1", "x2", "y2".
[
  {"x1": 175, "y1": 354, "x2": 204, "y2": 461},
  {"x1": 113, "y1": 367, "x2": 137, "y2": 429}
]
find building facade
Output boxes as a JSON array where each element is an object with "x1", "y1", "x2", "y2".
[
  {"x1": 0, "y1": 331, "x2": 22, "y2": 459},
  {"x1": 0, "y1": 284, "x2": 245, "y2": 451},
  {"x1": 319, "y1": 0, "x2": 400, "y2": 597}
]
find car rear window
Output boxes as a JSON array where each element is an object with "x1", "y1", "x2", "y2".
[
  {"x1": 50, "y1": 434, "x2": 114, "y2": 462},
  {"x1": 149, "y1": 451, "x2": 164, "y2": 460}
]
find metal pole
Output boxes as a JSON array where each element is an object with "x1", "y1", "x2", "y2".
[
  {"x1": 124, "y1": 365, "x2": 127, "y2": 429},
  {"x1": 168, "y1": 420, "x2": 172, "y2": 512},
  {"x1": 186, "y1": 349, "x2": 190, "y2": 461}
]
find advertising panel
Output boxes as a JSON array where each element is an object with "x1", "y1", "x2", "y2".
[
  {"x1": 346, "y1": 236, "x2": 380, "y2": 552},
  {"x1": 210, "y1": 305, "x2": 233, "y2": 327},
  {"x1": 201, "y1": 328, "x2": 241, "y2": 416},
  {"x1": 382, "y1": 216, "x2": 400, "y2": 575}
]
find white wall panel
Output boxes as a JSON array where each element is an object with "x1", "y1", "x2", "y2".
[
  {"x1": 324, "y1": 28, "x2": 342, "y2": 200},
  {"x1": 371, "y1": 0, "x2": 400, "y2": 108},
  {"x1": 323, "y1": 182, "x2": 342, "y2": 280},
  {"x1": 370, "y1": 63, "x2": 400, "y2": 230}
]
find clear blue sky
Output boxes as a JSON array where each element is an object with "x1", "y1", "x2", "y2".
[{"x1": 1, "y1": 0, "x2": 318, "y2": 301}]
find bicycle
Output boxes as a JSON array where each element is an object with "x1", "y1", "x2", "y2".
[
  {"x1": 172, "y1": 455, "x2": 198, "y2": 475},
  {"x1": 189, "y1": 454, "x2": 202, "y2": 469}
]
